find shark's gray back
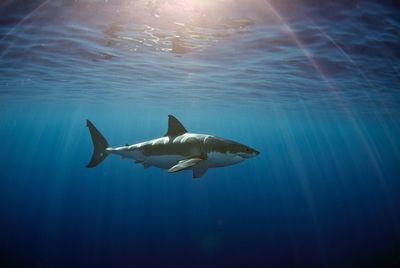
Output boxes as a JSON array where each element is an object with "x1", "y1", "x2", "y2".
[{"x1": 138, "y1": 133, "x2": 208, "y2": 158}]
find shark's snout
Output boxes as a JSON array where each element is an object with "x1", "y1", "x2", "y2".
[
  {"x1": 249, "y1": 147, "x2": 260, "y2": 157},
  {"x1": 251, "y1": 150, "x2": 260, "y2": 158}
]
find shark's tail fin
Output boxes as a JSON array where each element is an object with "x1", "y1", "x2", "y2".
[{"x1": 86, "y1": 120, "x2": 109, "y2": 168}]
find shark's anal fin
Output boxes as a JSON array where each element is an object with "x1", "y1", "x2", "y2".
[
  {"x1": 192, "y1": 164, "x2": 208, "y2": 179},
  {"x1": 164, "y1": 115, "x2": 187, "y2": 137},
  {"x1": 168, "y1": 158, "x2": 202, "y2": 173}
]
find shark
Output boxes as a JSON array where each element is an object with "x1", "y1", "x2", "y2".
[{"x1": 86, "y1": 115, "x2": 259, "y2": 178}]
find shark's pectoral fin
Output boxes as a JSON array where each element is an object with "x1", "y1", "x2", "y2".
[
  {"x1": 192, "y1": 163, "x2": 208, "y2": 179},
  {"x1": 168, "y1": 158, "x2": 203, "y2": 173}
]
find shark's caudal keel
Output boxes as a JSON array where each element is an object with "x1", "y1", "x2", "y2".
[{"x1": 86, "y1": 115, "x2": 259, "y2": 179}]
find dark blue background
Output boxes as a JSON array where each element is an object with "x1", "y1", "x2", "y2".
[{"x1": 1, "y1": 104, "x2": 399, "y2": 268}]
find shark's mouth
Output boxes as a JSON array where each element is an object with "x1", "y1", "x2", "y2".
[
  {"x1": 237, "y1": 151, "x2": 259, "y2": 158},
  {"x1": 237, "y1": 153, "x2": 252, "y2": 159}
]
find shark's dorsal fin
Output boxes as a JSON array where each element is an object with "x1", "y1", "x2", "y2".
[{"x1": 164, "y1": 115, "x2": 187, "y2": 137}]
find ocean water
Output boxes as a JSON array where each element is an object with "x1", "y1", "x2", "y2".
[{"x1": 1, "y1": 0, "x2": 400, "y2": 267}]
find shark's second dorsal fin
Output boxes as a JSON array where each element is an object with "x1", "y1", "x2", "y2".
[{"x1": 164, "y1": 115, "x2": 187, "y2": 137}]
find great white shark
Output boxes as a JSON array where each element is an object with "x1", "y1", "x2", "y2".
[{"x1": 86, "y1": 115, "x2": 259, "y2": 178}]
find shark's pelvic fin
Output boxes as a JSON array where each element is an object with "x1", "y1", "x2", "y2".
[
  {"x1": 135, "y1": 160, "x2": 150, "y2": 169},
  {"x1": 168, "y1": 157, "x2": 203, "y2": 173},
  {"x1": 143, "y1": 163, "x2": 150, "y2": 169},
  {"x1": 134, "y1": 159, "x2": 149, "y2": 169},
  {"x1": 164, "y1": 115, "x2": 187, "y2": 137}
]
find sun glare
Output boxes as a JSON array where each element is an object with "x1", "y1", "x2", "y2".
[{"x1": 147, "y1": 0, "x2": 223, "y2": 24}]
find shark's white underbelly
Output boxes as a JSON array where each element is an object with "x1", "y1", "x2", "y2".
[
  {"x1": 131, "y1": 152, "x2": 242, "y2": 169},
  {"x1": 143, "y1": 155, "x2": 184, "y2": 169},
  {"x1": 118, "y1": 150, "x2": 185, "y2": 169},
  {"x1": 205, "y1": 152, "x2": 244, "y2": 168}
]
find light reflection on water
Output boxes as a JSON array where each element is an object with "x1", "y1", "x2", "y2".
[{"x1": 0, "y1": 0, "x2": 398, "y2": 114}]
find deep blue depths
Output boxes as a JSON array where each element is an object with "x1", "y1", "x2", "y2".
[{"x1": 1, "y1": 1, "x2": 400, "y2": 267}]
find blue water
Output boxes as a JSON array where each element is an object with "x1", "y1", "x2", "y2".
[{"x1": 1, "y1": 0, "x2": 400, "y2": 267}]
